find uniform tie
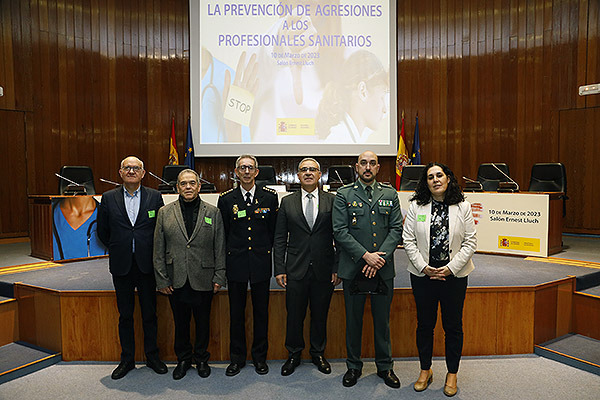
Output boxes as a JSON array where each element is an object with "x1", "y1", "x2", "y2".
[
  {"x1": 245, "y1": 192, "x2": 252, "y2": 207},
  {"x1": 366, "y1": 185, "x2": 373, "y2": 201},
  {"x1": 306, "y1": 193, "x2": 315, "y2": 229}
]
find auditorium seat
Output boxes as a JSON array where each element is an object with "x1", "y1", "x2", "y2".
[
  {"x1": 326, "y1": 165, "x2": 355, "y2": 185},
  {"x1": 399, "y1": 165, "x2": 425, "y2": 191},
  {"x1": 477, "y1": 163, "x2": 511, "y2": 191},
  {"x1": 528, "y1": 162, "x2": 568, "y2": 216},
  {"x1": 162, "y1": 165, "x2": 188, "y2": 185},
  {"x1": 57, "y1": 166, "x2": 96, "y2": 195},
  {"x1": 160, "y1": 165, "x2": 188, "y2": 193},
  {"x1": 255, "y1": 165, "x2": 277, "y2": 188},
  {"x1": 199, "y1": 183, "x2": 217, "y2": 193}
]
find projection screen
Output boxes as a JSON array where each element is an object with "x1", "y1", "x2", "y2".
[{"x1": 190, "y1": 0, "x2": 397, "y2": 156}]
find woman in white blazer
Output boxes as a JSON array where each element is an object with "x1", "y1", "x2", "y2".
[{"x1": 403, "y1": 162, "x2": 476, "y2": 397}]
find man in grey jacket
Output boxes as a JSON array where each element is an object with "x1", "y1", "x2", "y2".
[{"x1": 154, "y1": 169, "x2": 226, "y2": 380}]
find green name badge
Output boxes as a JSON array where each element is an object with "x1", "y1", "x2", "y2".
[
  {"x1": 238, "y1": 210, "x2": 247, "y2": 218},
  {"x1": 204, "y1": 216, "x2": 212, "y2": 225},
  {"x1": 148, "y1": 210, "x2": 156, "y2": 218},
  {"x1": 417, "y1": 214, "x2": 426, "y2": 222}
]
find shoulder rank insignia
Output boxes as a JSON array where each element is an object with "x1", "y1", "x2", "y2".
[
  {"x1": 220, "y1": 188, "x2": 234, "y2": 197},
  {"x1": 261, "y1": 186, "x2": 277, "y2": 195}
]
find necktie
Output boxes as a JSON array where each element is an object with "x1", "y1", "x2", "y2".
[
  {"x1": 306, "y1": 193, "x2": 315, "y2": 229},
  {"x1": 245, "y1": 192, "x2": 252, "y2": 206},
  {"x1": 366, "y1": 185, "x2": 373, "y2": 201}
]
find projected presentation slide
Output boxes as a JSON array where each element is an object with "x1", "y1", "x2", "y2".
[{"x1": 190, "y1": 0, "x2": 397, "y2": 156}]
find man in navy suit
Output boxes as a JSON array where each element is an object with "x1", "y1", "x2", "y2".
[
  {"x1": 97, "y1": 156, "x2": 167, "y2": 379},
  {"x1": 217, "y1": 155, "x2": 278, "y2": 376},
  {"x1": 273, "y1": 157, "x2": 339, "y2": 376}
]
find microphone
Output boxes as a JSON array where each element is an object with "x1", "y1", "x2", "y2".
[
  {"x1": 491, "y1": 163, "x2": 519, "y2": 192},
  {"x1": 55, "y1": 173, "x2": 87, "y2": 195},
  {"x1": 462, "y1": 176, "x2": 483, "y2": 192},
  {"x1": 335, "y1": 170, "x2": 344, "y2": 184},
  {"x1": 100, "y1": 178, "x2": 120, "y2": 186},
  {"x1": 55, "y1": 173, "x2": 80, "y2": 186},
  {"x1": 148, "y1": 171, "x2": 170, "y2": 185},
  {"x1": 198, "y1": 176, "x2": 212, "y2": 184},
  {"x1": 148, "y1": 171, "x2": 176, "y2": 193}
]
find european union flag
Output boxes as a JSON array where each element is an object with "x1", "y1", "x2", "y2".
[
  {"x1": 411, "y1": 115, "x2": 421, "y2": 165},
  {"x1": 184, "y1": 117, "x2": 195, "y2": 170}
]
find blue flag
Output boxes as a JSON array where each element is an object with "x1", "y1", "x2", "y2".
[
  {"x1": 411, "y1": 115, "x2": 421, "y2": 165},
  {"x1": 184, "y1": 118, "x2": 195, "y2": 170}
]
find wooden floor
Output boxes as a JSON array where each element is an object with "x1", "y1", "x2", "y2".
[{"x1": 9, "y1": 275, "x2": 588, "y2": 362}]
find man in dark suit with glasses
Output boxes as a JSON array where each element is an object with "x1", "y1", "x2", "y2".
[{"x1": 273, "y1": 157, "x2": 340, "y2": 376}]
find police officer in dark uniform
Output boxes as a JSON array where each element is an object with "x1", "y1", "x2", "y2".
[
  {"x1": 332, "y1": 150, "x2": 403, "y2": 389},
  {"x1": 217, "y1": 154, "x2": 278, "y2": 377}
]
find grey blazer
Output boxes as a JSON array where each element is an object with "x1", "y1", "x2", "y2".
[{"x1": 153, "y1": 198, "x2": 226, "y2": 291}]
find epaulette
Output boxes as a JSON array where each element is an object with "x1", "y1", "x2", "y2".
[
  {"x1": 220, "y1": 188, "x2": 234, "y2": 197},
  {"x1": 378, "y1": 182, "x2": 394, "y2": 189},
  {"x1": 261, "y1": 186, "x2": 277, "y2": 195}
]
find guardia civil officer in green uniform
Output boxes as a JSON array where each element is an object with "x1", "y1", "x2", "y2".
[{"x1": 332, "y1": 150, "x2": 403, "y2": 389}]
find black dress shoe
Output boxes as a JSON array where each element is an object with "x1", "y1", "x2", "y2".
[
  {"x1": 111, "y1": 361, "x2": 135, "y2": 380},
  {"x1": 197, "y1": 361, "x2": 211, "y2": 378},
  {"x1": 377, "y1": 369, "x2": 401, "y2": 388},
  {"x1": 146, "y1": 358, "x2": 168, "y2": 375},
  {"x1": 281, "y1": 355, "x2": 301, "y2": 376},
  {"x1": 225, "y1": 362, "x2": 245, "y2": 377},
  {"x1": 342, "y1": 368, "x2": 361, "y2": 387},
  {"x1": 173, "y1": 359, "x2": 192, "y2": 380},
  {"x1": 311, "y1": 355, "x2": 331, "y2": 374},
  {"x1": 254, "y1": 361, "x2": 269, "y2": 375}
]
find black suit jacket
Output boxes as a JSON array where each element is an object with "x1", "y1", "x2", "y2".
[
  {"x1": 217, "y1": 186, "x2": 278, "y2": 283},
  {"x1": 273, "y1": 190, "x2": 338, "y2": 282},
  {"x1": 97, "y1": 185, "x2": 164, "y2": 276}
]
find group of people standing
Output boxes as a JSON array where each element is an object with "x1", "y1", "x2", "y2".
[{"x1": 96, "y1": 151, "x2": 476, "y2": 397}]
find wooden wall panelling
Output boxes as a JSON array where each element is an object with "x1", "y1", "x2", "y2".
[
  {"x1": 16, "y1": 280, "x2": 576, "y2": 361},
  {"x1": 14, "y1": 283, "x2": 62, "y2": 353},
  {"x1": 555, "y1": 279, "x2": 573, "y2": 337},
  {"x1": 586, "y1": 0, "x2": 599, "y2": 109},
  {"x1": 534, "y1": 284, "x2": 559, "y2": 344},
  {"x1": 0, "y1": 0, "x2": 15, "y2": 110},
  {"x1": 559, "y1": 107, "x2": 600, "y2": 234},
  {"x1": 0, "y1": 299, "x2": 19, "y2": 346},
  {"x1": 0, "y1": 110, "x2": 28, "y2": 238},
  {"x1": 2, "y1": 0, "x2": 600, "y2": 236},
  {"x1": 462, "y1": 290, "x2": 498, "y2": 356},
  {"x1": 496, "y1": 289, "x2": 535, "y2": 354},
  {"x1": 572, "y1": 292, "x2": 600, "y2": 341}
]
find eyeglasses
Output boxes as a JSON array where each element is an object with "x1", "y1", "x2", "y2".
[
  {"x1": 299, "y1": 167, "x2": 319, "y2": 172},
  {"x1": 121, "y1": 166, "x2": 143, "y2": 172},
  {"x1": 238, "y1": 165, "x2": 256, "y2": 171}
]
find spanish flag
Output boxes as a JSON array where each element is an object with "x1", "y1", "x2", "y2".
[
  {"x1": 395, "y1": 111, "x2": 409, "y2": 189},
  {"x1": 168, "y1": 116, "x2": 179, "y2": 165}
]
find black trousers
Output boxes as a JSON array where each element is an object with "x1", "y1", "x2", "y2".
[
  {"x1": 410, "y1": 274, "x2": 468, "y2": 373},
  {"x1": 342, "y1": 278, "x2": 394, "y2": 372},
  {"x1": 112, "y1": 259, "x2": 159, "y2": 362},
  {"x1": 285, "y1": 267, "x2": 334, "y2": 357},
  {"x1": 228, "y1": 280, "x2": 270, "y2": 364},
  {"x1": 168, "y1": 288, "x2": 214, "y2": 363}
]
